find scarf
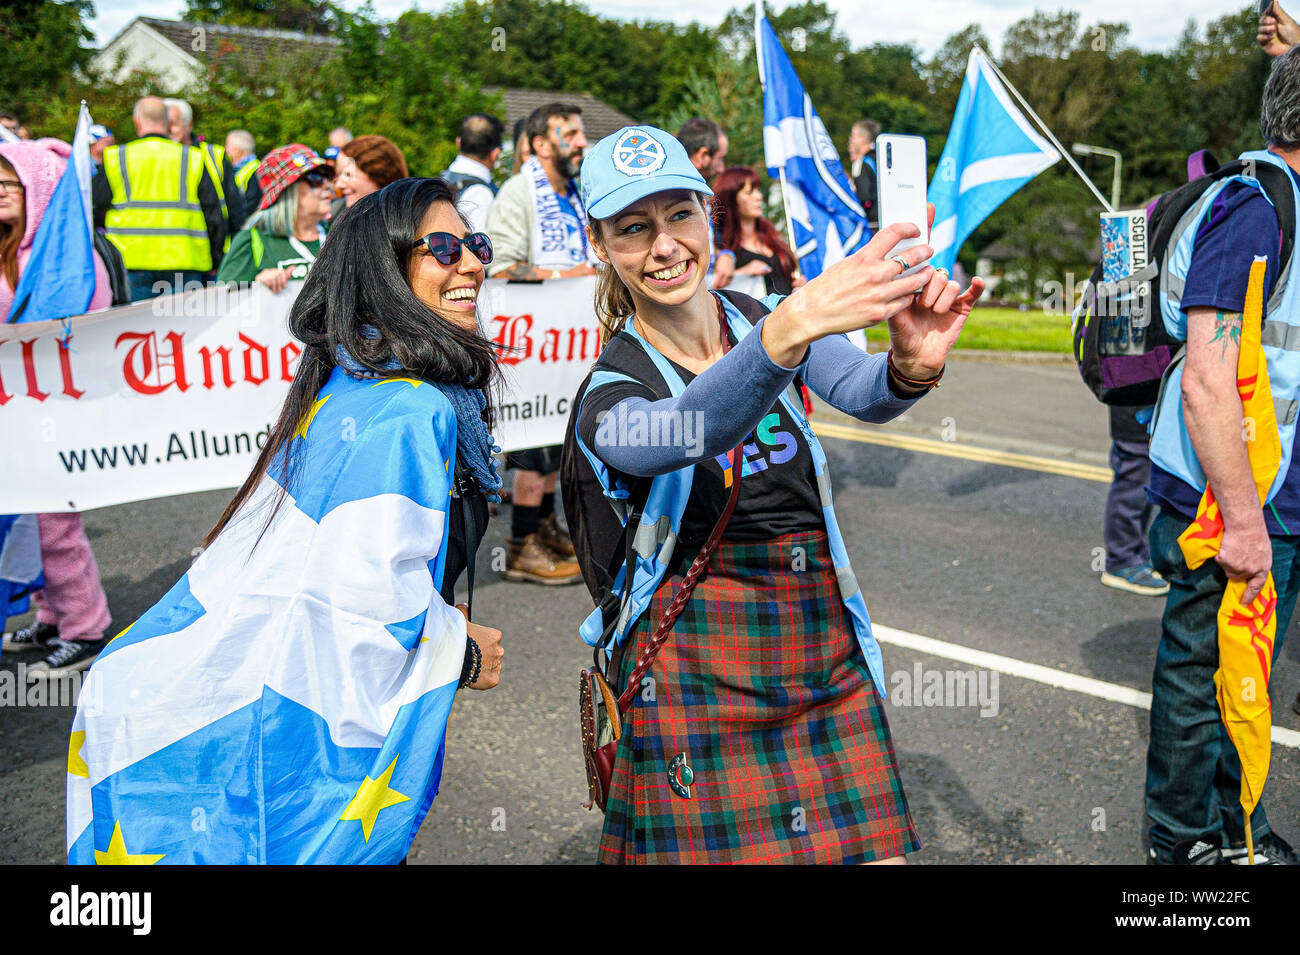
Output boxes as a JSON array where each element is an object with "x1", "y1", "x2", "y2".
[
  {"x1": 334, "y1": 325, "x2": 502, "y2": 502},
  {"x1": 524, "y1": 155, "x2": 591, "y2": 269}
]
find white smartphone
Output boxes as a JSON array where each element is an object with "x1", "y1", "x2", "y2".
[{"x1": 875, "y1": 133, "x2": 929, "y2": 279}]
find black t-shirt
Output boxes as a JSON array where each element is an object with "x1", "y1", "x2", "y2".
[
  {"x1": 733, "y1": 247, "x2": 794, "y2": 296},
  {"x1": 577, "y1": 326, "x2": 823, "y2": 548}
]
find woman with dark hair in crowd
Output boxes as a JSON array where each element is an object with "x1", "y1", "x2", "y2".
[
  {"x1": 711, "y1": 165, "x2": 806, "y2": 295},
  {"x1": 338, "y1": 135, "x2": 410, "y2": 208},
  {"x1": 67, "y1": 178, "x2": 506, "y2": 864},
  {"x1": 216, "y1": 143, "x2": 334, "y2": 291},
  {"x1": 0, "y1": 139, "x2": 113, "y2": 677},
  {"x1": 565, "y1": 126, "x2": 983, "y2": 864}
]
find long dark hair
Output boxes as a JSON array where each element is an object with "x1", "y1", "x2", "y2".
[
  {"x1": 204, "y1": 177, "x2": 500, "y2": 547},
  {"x1": 713, "y1": 166, "x2": 797, "y2": 281}
]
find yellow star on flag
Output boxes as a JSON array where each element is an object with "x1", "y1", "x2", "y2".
[
  {"x1": 371, "y1": 377, "x2": 422, "y2": 389},
  {"x1": 94, "y1": 821, "x2": 165, "y2": 865},
  {"x1": 339, "y1": 756, "x2": 411, "y2": 843},
  {"x1": 68, "y1": 731, "x2": 88, "y2": 778},
  {"x1": 293, "y1": 394, "x2": 332, "y2": 440}
]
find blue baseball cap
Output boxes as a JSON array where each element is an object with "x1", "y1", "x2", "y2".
[{"x1": 581, "y1": 125, "x2": 713, "y2": 220}]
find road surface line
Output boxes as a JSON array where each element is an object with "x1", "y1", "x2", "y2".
[
  {"x1": 875, "y1": 623, "x2": 1300, "y2": 750},
  {"x1": 813, "y1": 420, "x2": 1113, "y2": 483}
]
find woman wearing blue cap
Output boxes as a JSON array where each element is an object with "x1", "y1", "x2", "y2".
[{"x1": 564, "y1": 125, "x2": 983, "y2": 864}]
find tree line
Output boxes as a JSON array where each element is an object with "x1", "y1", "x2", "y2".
[{"x1": 2, "y1": 0, "x2": 1274, "y2": 296}]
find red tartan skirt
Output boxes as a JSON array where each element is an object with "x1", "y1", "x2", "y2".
[{"x1": 598, "y1": 530, "x2": 920, "y2": 864}]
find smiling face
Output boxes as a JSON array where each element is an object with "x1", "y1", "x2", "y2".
[
  {"x1": 338, "y1": 154, "x2": 380, "y2": 207},
  {"x1": 0, "y1": 158, "x2": 24, "y2": 228},
  {"x1": 294, "y1": 175, "x2": 334, "y2": 227},
  {"x1": 591, "y1": 189, "x2": 710, "y2": 310},
  {"x1": 407, "y1": 200, "x2": 486, "y2": 332}
]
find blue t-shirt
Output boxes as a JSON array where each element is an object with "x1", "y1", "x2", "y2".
[{"x1": 1148, "y1": 169, "x2": 1296, "y2": 532}]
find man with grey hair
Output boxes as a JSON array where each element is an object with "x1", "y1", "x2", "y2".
[
  {"x1": 166, "y1": 98, "x2": 245, "y2": 237},
  {"x1": 1143, "y1": 47, "x2": 1300, "y2": 865},
  {"x1": 90, "y1": 96, "x2": 225, "y2": 299},
  {"x1": 225, "y1": 129, "x2": 259, "y2": 221},
  {"x1": 847, "y1": 119, "x2": 880, "y2": 229}
]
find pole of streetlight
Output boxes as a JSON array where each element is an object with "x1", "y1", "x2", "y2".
[{"x1": 1072, "y1": 142, "x2": 1122, "y2": 211}]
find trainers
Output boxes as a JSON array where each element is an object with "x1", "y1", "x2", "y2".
[
  {"x1": 503, "y1": 534, "x2": 583, "y2": 585},
  {"x1": 537, "y1": 513, "x2": 576, "y2": 558},
  {"x1": 2, "y1": 621, "x2": 58, "y2": 653},
  {"x1": 1149, "y1": 832, "x2": 1222, "y2": 865},
  {"x1": 1102, "y1": 563, "x2": 1170, "y2": 596},
  {"x1": 27, "y1": 638, "x2": 105, "y2": 678},
  {"x1": 1223, "y1": 831, "x2": 1299, "y2": 865}
]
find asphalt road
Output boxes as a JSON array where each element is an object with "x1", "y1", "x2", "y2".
[{"x1": 4, "y1": 356, "x2": 1297, "y2": 865}]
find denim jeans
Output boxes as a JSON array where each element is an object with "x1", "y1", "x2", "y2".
[
  {"x1": 127, "y1": 269, "x2": 209, "y2": 303},
  {"x1": 1145, "y1": 507, "x2": 1300, "y2": 858}
]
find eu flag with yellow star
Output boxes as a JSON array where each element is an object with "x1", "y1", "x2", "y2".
[{"x1": 67, "y1": 368, "x2": 470, "y2": 864}]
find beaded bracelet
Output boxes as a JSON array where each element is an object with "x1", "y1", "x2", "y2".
[{"x1": 459, "y1": 637, "x2": 483, "y2": 688}]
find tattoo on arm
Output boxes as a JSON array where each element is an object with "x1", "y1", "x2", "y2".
[
  {"x1": 495, "y1": 262, "x2": 546, "y2": 281},
  {"x1": 1208, "y1": 311, "x2": 1242, "y2": 359}
]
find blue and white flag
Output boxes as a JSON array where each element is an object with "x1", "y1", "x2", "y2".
[
  {"x1": 755, "y1": 6, "x2": 868, "y2": 279},
  {"x1": 8, "y1": 102, "x2": 96, "y2": 324},
  {"x1": 929, "y1": 48, "x2": 1060, "y2": 273},
  {"x1": 68, "y1": 370, "x2": 470, "y2": 864},
  {"x1": 0, "y1": 514, "x2": 43, "y2": 624}
]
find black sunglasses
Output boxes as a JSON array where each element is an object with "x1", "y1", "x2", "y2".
[
  {"x1": 302, "y1": 169, "x2": 333, "y2": 188},
  {"x1": 413, "y1": 231, "x2": 493, "y2": 266}
]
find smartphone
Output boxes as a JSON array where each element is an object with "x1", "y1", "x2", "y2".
[
  {"x1": 876, "y1": 133, "x2": 929, "y2": 279},
  {"x1": 1260, "y1": 0, "x2": 1275, "y2": 17}
]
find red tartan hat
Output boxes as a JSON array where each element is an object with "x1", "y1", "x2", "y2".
[{"x1": 256, "y1": 144, "x2": 334, "y2": 210}]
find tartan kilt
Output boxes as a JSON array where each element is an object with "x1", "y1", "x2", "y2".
[{"x1": 598, "y1": 529, "x2": 920, "y2": 864}]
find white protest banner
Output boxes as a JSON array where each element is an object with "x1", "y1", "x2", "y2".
[{"x1": 0, "y1": 276, "x2": 601, "y2": 513}]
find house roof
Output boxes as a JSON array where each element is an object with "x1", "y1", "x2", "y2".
[
  {"x1": 121, "y1": 17, "x2": 341, "y2": 74},
  {"x1": 485, "y1": 88, "x2": 637, "y2": 142}
]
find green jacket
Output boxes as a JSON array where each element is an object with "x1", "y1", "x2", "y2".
[{"x1": 217, "y1": 228, "x2": 321, "y2": 285}]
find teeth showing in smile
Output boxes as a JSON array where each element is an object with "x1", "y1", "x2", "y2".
[
  {"x1": 649, "y1": 261, "x2": 689, "y2": 280},
  {"x1": 443, "y1": 287, "x2": 476, "y2": 301}
]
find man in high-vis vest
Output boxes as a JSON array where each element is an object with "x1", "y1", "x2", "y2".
[
  {"x1": 1143, "y1": 47, "x2": 1300, "y2": 866},
  {"x1": 225, "y1": 129, "x2": 259, "y2": 223},
  {"x1": 91, "y1": 97, "x2": 225, "y2": 302},
  {"x1": 166, "y1": 98, "x2": 246, "y2": 244}
]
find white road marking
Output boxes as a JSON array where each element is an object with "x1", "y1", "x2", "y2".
[{"x1": 875, "y1": 623, "x2": 1300, "y2": 751}]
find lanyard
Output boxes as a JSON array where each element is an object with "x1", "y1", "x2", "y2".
[{"x1": 287, "y1": 235, "x2": 317, "y2": 263}]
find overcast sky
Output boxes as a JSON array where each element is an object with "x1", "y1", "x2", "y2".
[{"x1": 90, "y1": 0, "x2": 1258, "y2": 57}]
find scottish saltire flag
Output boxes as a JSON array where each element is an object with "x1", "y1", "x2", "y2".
[
  {"x1": 755, "y1": 6, "x2": 868, "y2": 279},
  {"x1": 68, "y1": 370, "x2": 470, "y2": 864},
  {"x1": 8, "y1": 102, "x2": 96, "y2": 324},
  {"x1": 928, "y1": 48, "x2": 1059, "y2": 272},
  {"x1": 0, "y1": 515, "x2": 43, "y2": 623},
  {"x1": 0, "y1": 125, "x2": 18, "y2": 144}
]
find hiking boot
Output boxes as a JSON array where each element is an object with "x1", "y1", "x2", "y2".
[
  {"x1": 537, "y1": 513, "x2": 576, "y2": 558},
  {"x1": 504, "y1": 534, "x2": 583, "y2": 585},
  {"x1": 1149, "y1": 832, "x2": 1222, "y2": 865},
  {"x1": 28, "y1": 637, "x2": 105, "y2": 679},
  {"x1": 1102, "y1": 562, "x2": 1170, "y2": 596},
  {"x1": 2, "y1": 621, "x2": 58, "y2": 653},
  {"x1": 1223, "y1": 831, "x2": 1299, "y2": 865}
]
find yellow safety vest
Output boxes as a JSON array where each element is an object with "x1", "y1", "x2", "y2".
[
  {"x1": 234, "y1": 157, "x2": 258, "y2": 191},
  {"x1": 104, "y1": 138, "x2": 212, "y2": 272},
  {"x1": 199, "y1": 141, "x2": 233, "y2": 252}
]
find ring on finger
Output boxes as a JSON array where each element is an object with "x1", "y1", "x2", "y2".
[{"x1": 889, "y1": 254, "x2": 909, "y2": 274}]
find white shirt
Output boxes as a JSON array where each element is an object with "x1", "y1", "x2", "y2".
[{"x1": 447, "y1": 155, "x2": 496, "y2": 235}]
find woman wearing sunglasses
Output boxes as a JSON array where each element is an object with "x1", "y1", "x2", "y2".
[
  {"x1": 68, "y1": 178, "x2": 506, "y2": 864},
  {"x1": 217, "y1": 143, "x2": 336, "y2": 292},
  {"x1": 565, "y1": 127, "x2": 983, "y2": 864}
]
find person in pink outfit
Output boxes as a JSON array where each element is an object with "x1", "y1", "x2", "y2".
[{"x1": 0, "y1": 138, "x2": 113, "y2": 677}]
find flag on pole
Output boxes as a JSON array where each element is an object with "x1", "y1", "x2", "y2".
[
  {"x1": 1176, "y1": 257, "x2": 1278, "y2": 864},
  {"x1": 755, "y1": 5, "x2": 868, "y2": 279},
  {"x1": 928, "y1": 48, "x2": 1060, "y2": 273},
  {"x1": 0, "y1": 125, "x2": 19, "y2": 144},
  {"x1": 8, "y1": 102, "x2": 97, "y2": 324}
]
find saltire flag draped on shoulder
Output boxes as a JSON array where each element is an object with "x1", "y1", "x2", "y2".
[
  {"x1": 1176, "y1": 256, "x2": 1278, "y2": 864},
  {"x1": 0, "y1": 515, "x2": 43, "y2": 622},
  {"x1": 8, "y1": 102, "x2": 96, "y2": 324},
  {"x1": 68, "y1": 369, "x2": 470, "y2": 864},
  {"x1": 754, "y1": 4, "x2": 868, "y2": 279},
  {"x1": 928, "y1": 47, "x2": 1059, "y2": 273}
]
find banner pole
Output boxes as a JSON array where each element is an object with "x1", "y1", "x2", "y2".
[
  {"x1": 977, "y1": 46, "x2": 1114, "y2": 213},
  {"x1": 777, "y1": 168, "x2": 803, "y2": 277}
]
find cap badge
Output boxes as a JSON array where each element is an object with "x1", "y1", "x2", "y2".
[{"x1": 612, "y1": 130, "x2": 666, "y2": 176}]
